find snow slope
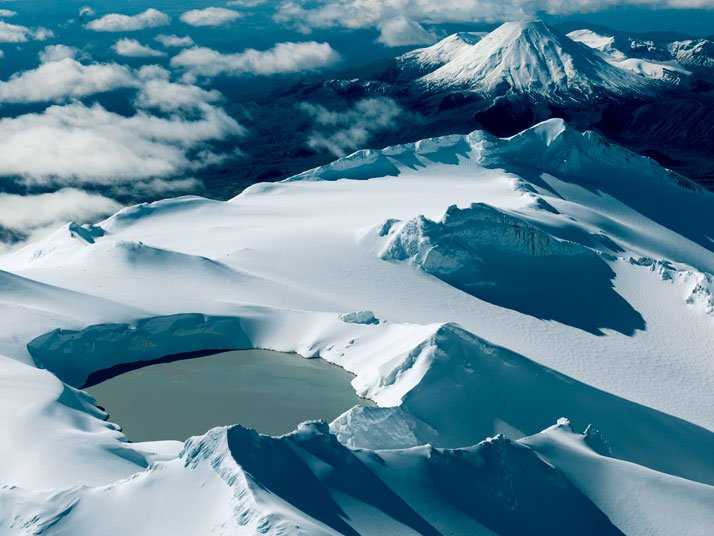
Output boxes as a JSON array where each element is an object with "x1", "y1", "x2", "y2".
[
  {"x1": 0, "y1": 118, "x2": 713, "y2": 533},
  {"x1": 567, "y1": 29, "x2": 691, "y2": 84},
  {"x1": 395, "y1": 31, "x2": 484, "y2": 78},
  {"x1": 416, "y1": 21, "x2": 657, "y2": 102},
  {"x1": 669, "y1": 39, "x2": 714, "y2": 72},
  {"x1": 522, "y1": 421, "x2": 714, "y2": 536},
  {"x1": 1, "y1": 421, "x2": 632, "y2": 536},
  {"x1": 568, "y1": 27, "x2": 714, "y2": 79},
  {"x1": 566, "y1": 29, "x2": 618, "y2": 55}
]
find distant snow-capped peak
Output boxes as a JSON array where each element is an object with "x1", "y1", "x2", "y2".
[
  {"x1": 566, "y1": 29, "x2": 618, "y2": 56},
  {"x1": 398, "y1": 31, "x2": 483, "y2": 69},
  {"x1": 568, "y1": 29, "x2": 691, "y2": 84},
  {"x1": 669, "y1": 39, "x2": 714, "y2": 70},
  {"x1": 415, "y1": 20, "x2": 657, "y2": 102}
]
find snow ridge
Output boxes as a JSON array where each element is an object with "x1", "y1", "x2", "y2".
[
  {"x1": 379, "y1": 202, "x2": 589, "y2": 286},
  {"x1": 180, "y1": 426, "x2": 334, "y2": 535},
  {"x1": 567, "y1": 29, "x2": 691, "y2": 84},
  {"x1": 28, "y1": 313, "x2": 252, "y2": 387},
  {"x1": 630, "y1": 257, "x2": 714, "y2": 315},
  {"x1": 567, "y1": 27, "x2": 714, "y2": 79},
  {"x1": 395, "y1": 31, "x2": 484, "y2": 78},
  {"x1": 669, "y1": 39, "x2": 714, "y2": 71},
  {"x1": 287, "y1": 117, "x2": 701, "y2": 194}
]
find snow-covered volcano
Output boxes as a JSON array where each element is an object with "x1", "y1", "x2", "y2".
[
  {"x1": 416, "y1": 20, "x2": 658, "y2": 102},
  {"x1": 0, "y1": 119, "x2": 713, "y2": 535}
]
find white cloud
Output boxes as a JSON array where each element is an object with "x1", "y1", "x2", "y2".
[
  {"x1": 39, "y1": 44, "x2": 78, "y2": 63},
  {"x1": 0, "y1": 188, "x2": 121, "y2": 235},
  {"x1": 299, "y1": 97, "x2": 402, "y2": 156},
  {"x1": 133, "y1": 65, "x2": 224, "y2": 112},
  {"x1": 136, "y1": 64, "x2": 171, "y2": 81},
  {"x1": 110, "y1": 177, "x2": 203, "y2": 198},
  {"x1": 136, "y1": 79, "x2": 223, "y2": 112},
  {"x1": 377, "y1": 17, "x2": 438, "y2": 47},
  {"x1": 86, "y1": 8, "x2": 170, "y2": 32},
  {"x1": 171, "y1": 41, "x2": 340, "y2": 80},
  {"x1": 33, "y1": 27, "x2": 54, "y2": 41},
  {"x1": 0, "y1": 9, "x2": 16, "y2": 18},
  {"x1": 227, "y1": 0, "x2": 266, "y2": 6},
  {"x1": 132, "y1": 64, "x2": 224, "y2": 112},
  {"x1": 0, "y1": 58, "x2": 137, "y2": 103},
  {"x1": 180, "y1": 7, "x2": 241, "y2": 27},
  {"x1": 0, "y1": 102, "x2": 244, "y2": 185},
  {"x1": 275, "y1": 0, "x2": 714, "y2": 32},
  {"x1": 0, "y1": 20, "x2": 53, "y2": 43},
  {"x1": 113, "y1": 38, "x2": 165, "y2": 58},
  {"x1": 155, "y1": 34, "x2": 195, "y2": 48}
]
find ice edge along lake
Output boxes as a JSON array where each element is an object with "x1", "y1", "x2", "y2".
[{"x1": 87, "y1": 349, "x2": 371, "y2": 441}]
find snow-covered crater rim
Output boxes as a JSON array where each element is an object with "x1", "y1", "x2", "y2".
[
  {"x1": 25, "y1": 308, "x2": 456, "y2": 410},
  {"x1": 27, "y1": 313, "x2": 255, "y2": 389}
]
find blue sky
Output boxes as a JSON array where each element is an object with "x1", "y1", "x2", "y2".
[
  {"x1": 1, "y1": 2, "x2": 711, "y2": 79},
  {"x1": 551, "y1": 7, "x2": 714, "y2": 36}
]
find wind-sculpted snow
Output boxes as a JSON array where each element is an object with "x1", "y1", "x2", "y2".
[
  {"x1": 630, "y1": 257, "x2": 714, "y2": 315},
  {"x1": 101, "y1": 196, "x2": 221, "y2": 233},
  {"x1": 390, "y1": 322, "x2": 714, "y2": 484},
  {"x1": 6, "y1": 417, "x2": 711, "y2": 536},
  {"x1": 179, "y1": 426, "x2": 337, "y2": 535},
  {"x1": 1, "y1": 118, "x2": 713, "y2": 534},
  {"x1": 522, "y1": 421, "x2": 714, "y2": 536},
  {"x1": 0, "y1": 421, "x2": 626, "y2": 536},
  {"x1": 283, "y1": 133, "x2": 476, "y2": 184},
  {"x1": 224, "y1": 422, "x2": 444, "y2": 536},
  {"x1": 26, "y1": 308, "x2": 714, "y2": 486},
  {"x1": 0, "y1": 425, "x2": 338, "y2": 536},
  {"x1": 291, "y1": 114, "x2": 692, "y2": 193},
  {"x1": 338, "y1": 310, "x2": 379, "y2": 325},
  {"x1": 0, "y1": 269, "x2": 143, "y2": 361},
  {"x1": 330, "y1": 405, "x2": 440, "y2": 450},
  {"x1": 28, "y1": 313, "x2": 252, "y2": 387},
  {"x1": 0, "y1": 486, "x2": 80, "y2": 535},
  {"x1": 291, "y1": 117, "x2": 714, "y2": 271},
  {"x1": 379, "y1": 203, "x2": 643, "y2": 334},
  {"x1": 25, "y1": 310, "x2": 442, "y2": 411}
]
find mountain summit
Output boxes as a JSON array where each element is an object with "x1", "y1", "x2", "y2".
[
  {"x1": 417, "y1": 20, "x2": 656, "y2": 102},
  {"x1": 396, "y1": 31, "x2": 485, "y2": 77}
]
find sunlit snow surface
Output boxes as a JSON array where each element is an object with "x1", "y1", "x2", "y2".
[
  {"x1": 416, "y1": 21, "x2": 658, "y2": 100},
  {"x1": 0, "y1": 119, "x2": 713, "y2": 535}
]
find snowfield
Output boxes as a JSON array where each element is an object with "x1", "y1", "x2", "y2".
[
  {"x1": 0, "y1": 118, "x2": 713, "y2": 534},
  {"x1": 567, "y1": 29, "x2": 692, "y2": 85}
]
